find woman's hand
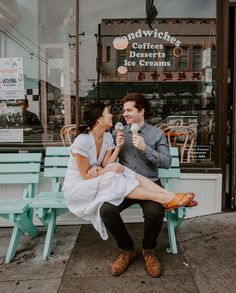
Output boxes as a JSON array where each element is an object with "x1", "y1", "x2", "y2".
[
  {"x1": 87, "y1": 166, "x2": 102, "y2": 178},
  {"x1": 104, "y1": 163, "x2": 124, "y2": 173},
  {"x1": 116, "y1": 131, "x2": 124, "y2": 148}
]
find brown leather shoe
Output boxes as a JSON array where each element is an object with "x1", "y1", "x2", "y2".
[
  {"x1": 142, "y1": 249, "x2": 161, "y2": 277},
  {"x1": 111, "y1": 249, "x2": 136, "y2": 276}
]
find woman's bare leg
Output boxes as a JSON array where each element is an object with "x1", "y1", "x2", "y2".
[
  {"x1": 126, "y1": 186, "x2": 173, "y2": 204},
  {"x1": 127, "y1": 173, "x2": 194, "y2": 205},
  {"x1": 135, "y1": 173, "x2": 172, "y2": 194}
]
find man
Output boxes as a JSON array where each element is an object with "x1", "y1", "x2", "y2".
[
  {"x1": 21, "y1": 99, "x2": 44, "y2": 151},
  {"x1": 100, "y1": 93, "x2": 172, "y2": 277}
]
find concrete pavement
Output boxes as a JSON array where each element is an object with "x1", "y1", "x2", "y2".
[{"x1": 1, "y1": 212, "x2": 236, "y2": 293}]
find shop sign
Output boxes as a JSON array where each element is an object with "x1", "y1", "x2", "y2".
[
  {"x1": 113, "y1": 29, "x2": 182, "y2": 73},
  {"x1": 187, "y1": 146, "x2": 211, "y2": 161},
  {"x1": 0, "y1": 57, "x2": 24, "y2": 100}
]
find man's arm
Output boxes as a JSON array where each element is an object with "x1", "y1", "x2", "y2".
[{"x1": 135, "y1": 131, "x2": 172, "y2": 169}]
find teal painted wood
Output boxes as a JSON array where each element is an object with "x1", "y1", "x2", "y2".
[
  {"x1": 46, "y1": 147, "x2": 69, "y2": 156},
  {"x1": 0, "y1": 200, "x2": 29, "y2": 214},
  {"x1": 0, "y1": 153, "x2": 42, "y2": 263},
  {"x1": 0, "y1": 163, "x2": 40, "y2": 173},
  {"x1": 0, "y1": 173, "x2": 40, "y2": 184},
  {"x1": 169, "y1": 147, "x2": 179, "y2": 156},
  {"x1": 43, "y1": 210, "x2": 56, "y2": 260},
  {"x1": 30, "y1": 197, "x2": 66, "y2": 209},
  {"x1": 158, "y1": 169, "x2": 181, "y2": 178},
  {"x1": 45, "y1": 157, "x2": 69, "y2": 166},
  {"x1": 0, "y1": 153, "x2": 41, "y2": 163},
  {"x1": 5, "y1": 225, "x2": 22, "y2": 263},
  {"x1": 44, "y1": 168, "x2": 67, "y2": 178}
]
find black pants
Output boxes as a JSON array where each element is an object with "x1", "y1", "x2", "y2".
[{"x1": 100, "y1": 180, "x2": 165, "y2": 250}]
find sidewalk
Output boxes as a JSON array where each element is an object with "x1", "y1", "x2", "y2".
[{"x1": 1, "y1": 212, "x2": 236, "y2": 293}]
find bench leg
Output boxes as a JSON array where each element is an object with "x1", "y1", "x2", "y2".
[
  {"x1": 19, "y1": 214, "x2": 39, "y2": 237},
  {"x1": 43, "y1": 210, "x2": 56, "y2": 260},
  {"x1": 166, "y1": 212, "x2": 178, "y2": 254},
  {"x1": 5, "y1": 224, "x2": 21, "y2": 263}
]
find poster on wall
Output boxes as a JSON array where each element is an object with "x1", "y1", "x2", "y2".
[{"x1": 0, "y1": 57, "x2": 24, "y2": 101}]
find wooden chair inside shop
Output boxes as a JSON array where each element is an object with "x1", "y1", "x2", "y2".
[
  {"x1": 164, "y1": 126, "x2": 196, "y2": 163},
  {"x1": 154, "y1": 123, "x2": 170, "y2": 130},
  {"x1": 60, "y1": 124, "x2": 77, "y2": 146}
]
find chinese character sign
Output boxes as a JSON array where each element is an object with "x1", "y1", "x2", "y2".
[{"x1": 0, "y1": 57, "x2": 24, "y2": 100}]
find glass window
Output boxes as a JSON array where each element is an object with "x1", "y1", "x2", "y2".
[
  {"x1": 0, "y1": 0, "x2": 76, "y2": 153},
  {"x1": 178, "y1": 47, "x2": 188, "y2": 71},
  {"x1": 106, "y1": 46, "x2": 111, "y2": 62},
  {"x1": 193, "y1": 46, "x2": 202, "y2": 71},
  {"x1": 117, "y1": 49, "x2": 126, "y2": 67}
]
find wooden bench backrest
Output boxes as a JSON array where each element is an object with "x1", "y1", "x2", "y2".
[
  {"x1": 44, "y1": 146, "x2": 180, "y2": 182},
  {"x1": 0, "y1": 153, "x2": 42, "y2": 184},
  {"x1": 158, "y1": 147, "x2": 180, "y2": 178}
]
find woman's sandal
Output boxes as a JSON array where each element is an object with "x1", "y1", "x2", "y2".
[
  {"x1": 185, "y1": 200, "x2": 198, "y2": 208},
  {"x1": 164, "y1": 192, "x2": 195, "y2": 212}
]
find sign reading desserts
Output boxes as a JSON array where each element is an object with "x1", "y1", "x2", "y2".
[{"x1": 112, "y1": 28, "x2": 182, "y2": 74}]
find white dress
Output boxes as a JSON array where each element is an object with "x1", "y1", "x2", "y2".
[{"x1": 62, "y1": 132, "x2": 139, "y2": 240}]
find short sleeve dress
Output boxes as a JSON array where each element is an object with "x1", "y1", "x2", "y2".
[{"x1": 62, "y1": 132, "x2": 139, "y2": 240}]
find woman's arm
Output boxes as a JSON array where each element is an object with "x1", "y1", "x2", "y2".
[
  {"x1": 74, "y1": 154, "x2": 94, "y2": 180},
  {"x1": 102, "y1": 147, "x2": 121, "y2": 167},
  {"x1": 102, "y1": 132, "x2": 124, "y2": 167}
]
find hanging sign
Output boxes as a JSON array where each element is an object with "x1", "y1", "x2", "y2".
[{"x1": 0, "y1": 57, "x2": 24, "y2": 100}]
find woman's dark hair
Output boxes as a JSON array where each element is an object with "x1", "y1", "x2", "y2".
[
  {"x1": 78, "y1": 102, "x2": 106, "y2": 134},
  {"x1": 121, "y1": 93, "x2": 150, "y2": 119}
]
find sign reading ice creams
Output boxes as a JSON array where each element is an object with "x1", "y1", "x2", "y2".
[{"x1": 113, "y1": 28, "x2": 182, "y2": 74}]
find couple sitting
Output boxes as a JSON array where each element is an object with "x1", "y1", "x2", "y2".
[{"x1": 63, "y1": 93, "x2": 197, "y2": 278}]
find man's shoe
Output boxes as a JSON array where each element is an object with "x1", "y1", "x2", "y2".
[
  {"x1": 111, "y1": 249, "x2": 136, "y2": 276},
  {"x1": 142, "y1": 249, "x2": 161, "y2": 277}
]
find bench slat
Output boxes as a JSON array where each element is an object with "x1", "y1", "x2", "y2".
[
  {"x1": 0, "y1": 200, "x2": 29, "y2": 214},
  {"x1": 0, "y1": 174, "x2": 40, "y2": 184},
  {"x1": 0, "y1": 163, "x2": 40, "y2": 173},
  {"x1": 44, "y1": 168, "x2": 67, "y2": 178},
  {"x1": 169, "y1": 147, "x2": 179, "y2": 156},
  {"x1": 0, "y1": 153, "x2": 42, "y2": 163},
  {"x1": 169, "y1": 157, "x2": 179, "y2": 167},
  {"x1": 46, "y1": 147, "x2": 69, "y2": 156},
  {"x1": 158, "y1": 168, "x2": 181, "y2": 178},
  {"x1": 45, "y1": 157, "x2": 69, "y2": 166}
]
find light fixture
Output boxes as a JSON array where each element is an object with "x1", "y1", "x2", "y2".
[
  {"x1": 117, "y1": 66, "x2": 128, "y2": 74},
  {"x1": 113, "y1": 36, "x2": 129, "y2": 50}
]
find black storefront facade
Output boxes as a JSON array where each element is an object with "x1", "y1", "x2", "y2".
[{"x1": 0, "y1": 0, "x2": 235, "y2": 216}]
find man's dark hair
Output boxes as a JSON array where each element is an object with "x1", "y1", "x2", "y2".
[{"x1": 121, "y1": 93, "x2": 150, "y2": 119}]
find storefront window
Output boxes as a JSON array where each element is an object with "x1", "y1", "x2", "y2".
[
  {"x1": 0, "y1": 0, "x2": 76, "y2": 152},
  {"x1": 0, "y1": 0, "x2": 217, "y2": 165},
  {"x1": 80, "y1": 0, "x2": 217, "y2": 165}
]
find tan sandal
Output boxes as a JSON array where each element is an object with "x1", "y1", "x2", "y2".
[{"x1": 164, "y1": 192, "x2": 195, "y2": 212}]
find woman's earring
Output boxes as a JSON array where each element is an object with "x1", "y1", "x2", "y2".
[{"x1": 98, "y1": 119, "x2": 103, "y2": 126}]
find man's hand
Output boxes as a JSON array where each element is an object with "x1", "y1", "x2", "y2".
[
  {"x1": 87, "y1": 166, "x2": 102, "y2": 178},
  {"x1": 132, "y1": 133, "x2": 146, "y2": 151}
]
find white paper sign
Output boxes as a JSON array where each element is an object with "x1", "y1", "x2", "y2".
[
  {"x1": 0, "y1": 57, "x2": 24, "y2": 100},
  {"x1": 202, "y1": 48, "x2": 211, "y2": 68},
  {"x1": 0, "y1": 129, "x2": 23, "y2": 142}
]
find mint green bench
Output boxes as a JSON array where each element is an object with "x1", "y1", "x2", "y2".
[
  {"x1": 31, "y1": 146, "x2": 185, "y2": 260},
  {"x1": 0, "y1": 153, "x2": 42, "y2": 263}
]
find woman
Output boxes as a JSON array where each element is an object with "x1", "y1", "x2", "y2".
[{"x1": 63, "y1": 103, "x2": 194, "y2": 240}]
